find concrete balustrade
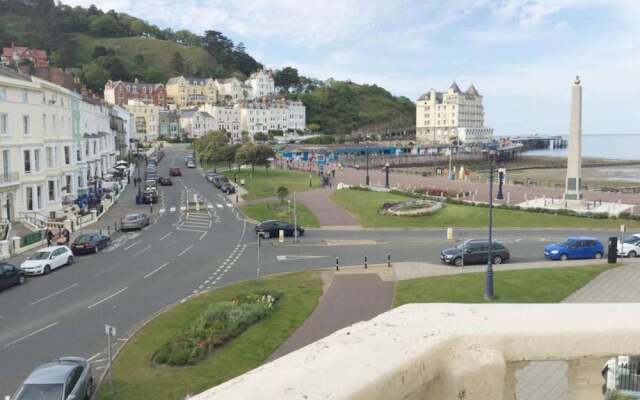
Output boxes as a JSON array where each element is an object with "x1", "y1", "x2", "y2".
[{"x1": 191, "y1": 303, "x2": 640, "y2": 400}]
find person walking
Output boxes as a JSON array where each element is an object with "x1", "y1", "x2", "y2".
[
  {"x1": 62, "y1": 227, "x2": 70, "y2": 246},
  {"x1": 45, "y1": 229, "x2": 53, "y2": 247}
]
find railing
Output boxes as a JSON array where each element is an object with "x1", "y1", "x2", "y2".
[
  {"x1": 19, "y1": 212, "x2": 64, "y2": 231},
  {"x1": 0, "y1": 219, "x2": 9, "y2": 241},
  {"x1": 0, "y1": 171, "x2": 19, "y2": 186}
]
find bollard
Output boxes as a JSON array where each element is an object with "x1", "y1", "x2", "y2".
[
  {"x1": 387, "y1": 253, "x2": 391, "y2": 268},
  {"x1": 447, "y1": 227, "x2": 454, "y2": 241},
  {"x1": 336, "y1": 257, "x2": 339, "y2": 271},
  {"x1": 364, "y1": 255, "x2": 368, "y2": 269}
]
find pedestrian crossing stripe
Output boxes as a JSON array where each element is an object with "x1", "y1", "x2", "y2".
[
  {"x1": 159, "y1": 208, "x2": 166, "y2": 213},
  {"x1": 180, "y1": 206, "x2": 186, "y2": 211},
  {"x1": 216, "y1": 204, "x2": 223, "y2": 208},
  {"x1": 170, "y1": 207, "x2": 176, "y2": 212},
  {"x1": 207, "y1": 204, "x2": 214, "y2": 209},
  {"x1": 226, "y1": 203, "x2": 233, "y2": 207}
]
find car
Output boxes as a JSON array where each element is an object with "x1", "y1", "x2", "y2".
[
  {"x1": 169, "y1": 167, "x2": 182, "y2": 177},
  {"x1": 544, "y1": 237, "x2": 605, "y2": 261},
  {"x1": 440, "y1": 240, "x2": 511, "y2": 266},
  {"x1": 617, "y1": 234, "x2": 640, "y2": 257},
  {"x1": 211, "y1": 176, "x2": 229, "y2": 188},
  {"x1": 0, "y1": 262, "x2": 25, "y2": 290},
  {"x1": 120, "y1": 213, "x2": 150, "y2": 231},
  {"x1": 158, "y1": 176, "x2": 173, "y2": 186},
  {"x1": 186, "y1": 160, "x2": 196, "y2": 168},
  {"x1": 205, "y1": 171, "x2": 219, "y2": 182},
  {"x1": 220, "y1": 182, "x2": 236, "y2": 194},
  {"x1": 20, "y1": 246, "x2": 74, "y2": 275},
  {"x1": 142, "y1": 189, "x2": 159, "y2": 204},
  {"x1": 8, "y1": 357, "x2": 93, "y2": 400},
  {"x1": 255, "y1": 220, "x2": 304, "y2": 239},
  {"x1": 70, "y1": 233, "x2": 111, "y2": 255}
]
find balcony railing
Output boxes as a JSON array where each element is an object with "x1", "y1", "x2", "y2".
[
  {"x1": 0, "y1": 171, "x2": 19, "y2": 186},
  {"x1": 191, "y1": 303, "x2": 640, "y2": 400}
]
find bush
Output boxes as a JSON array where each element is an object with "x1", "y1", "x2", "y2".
[{"x1": 155, "y1": 292, "x2": 280, "y2": 366}]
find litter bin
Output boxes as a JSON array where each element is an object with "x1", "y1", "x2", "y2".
[{"x1": 608, "y1": 237, "x2": 618, "y2": 264}]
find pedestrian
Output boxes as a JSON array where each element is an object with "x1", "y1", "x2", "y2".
[
  {"x1": 62, "y1": 227, "x2": 70, "y2": 246},
  {"x1": 332, "y1": 169, "x2": 336, "y2": 178},
  {"x1": 45, "y1": 228, "x2": 53, "y2": 246}
]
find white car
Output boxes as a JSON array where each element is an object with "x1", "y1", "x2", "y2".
[
  {"x1": 617, "y1": 234, "x2": 640, "y2": 257},
  {"x1": 186, "y1": 160, "x2": 195, "y2": 168},
  {"x1": 20, "y1": 246, "x2": 74, "y2": 275}
]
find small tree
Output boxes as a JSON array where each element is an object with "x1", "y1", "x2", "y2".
[{"x1": 276, "y1": 186, "x2": 289, "y2": 204}]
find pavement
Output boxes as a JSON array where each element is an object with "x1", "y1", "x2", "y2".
[{"x1": 296, "y1": 187, "x2": 360, "y2": 227}]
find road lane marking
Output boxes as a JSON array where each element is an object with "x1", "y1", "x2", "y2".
[
  {"x1": 170, "y1": 207, "x2": 176, "y2": 212},
  {"x1": 124, "y1": 241, "x2": 141, "y2": 250},
  {"x1": 31, "y1": 283, "x2": 78, "y2": 305},
  {"x1": 87, "y1": 287, "x2": 128, "y2": 309},
  {"x1": 199, "y1": 231, "x2": 208, "y2": 241},
  {"x1": 207, "y1": 204, "x2": 214, "y2": 209},
  {"x1": 159, "y1": 208, "x2": 166, "y2": 214},
  {"x1": 178, "y1": 244, "x2": 194, "y2": 257},
  {"x1": 160, "y1": 232, "x2": 173, "y2": 241},
  {"x1": 226, "y1": 203, "x2": 234, "y2": 207},
  {"x1": 3, "y1": 321, "x2": 59, "y2": 348},
  {"x1": 133, "y1": 245, "x2": 152, "y2": 257},
  {"x1": 87, "y1": 352, "x2": 102, "y2": 362},
  {"x1": 180, "y1": 206, "x2": 186, "y2": 211},
  {"x1": 276, "y1": 255, "x2": 328, "y2": 261},
  {"x1": 177, "y1": 228, "x2": 208, "y2": 233},
  {"x1": 144, "y1": 262, "x2": 170, "y2": 279},
  {"x1": 216, "y1": 204, "x2": 223, "y2": 208}
]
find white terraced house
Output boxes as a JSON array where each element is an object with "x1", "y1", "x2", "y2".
[{"x1": 246, "y1": 69, "x2": 275, "y2": 99}]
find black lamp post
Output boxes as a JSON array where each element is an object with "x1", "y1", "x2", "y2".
[
  {"x1": 497, "y1": 167, "x2": 505, "y2": 200},
  {"x1": 485, "y1": 147, "x2": 497, "y2": 300},
  {"x1": 384, "y1": 163, "x2": 390, "y2": 188},
  {"x1": 365, "y1": 135, "x2": 370, "y2": 186}
]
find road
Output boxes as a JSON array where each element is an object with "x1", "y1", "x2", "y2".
[{"x1": 0, "y1": 145, "x2": 627, "y2": 394}]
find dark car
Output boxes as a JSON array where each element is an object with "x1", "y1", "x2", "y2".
[
  {"x1": 9, "y1": 357, "x2": 93, "y2": 400},
  {"x1": 440, "y1": 239, "x2": 511, "y2": 266},
  {"x1": 158, "y1": 176, "x2": 173, "y2": 186},
  {"x1": 220, "y1": 182, "x2": 236, "y2": 194},
  {"x1": 70, "y1": 233, "x2": 111, "y2": 255},
  {"x1": 544, "y1": 237, "x2": 605, "y2": 260},
  {"x1": 169, "y1": 167, "x2": 182, "y2": 177},
  {"x1": 0, "y1": 262, "x2": 25, "y2": 290},
  {"x1": 255, "y1": 220, "x2": 304, "y2": 239},
  {"x1": 211, "y1": 176, "x2": 229, "y2": 188},
  {"x1": 142, "y1": 189, "x2": 158, "y2": 204}
]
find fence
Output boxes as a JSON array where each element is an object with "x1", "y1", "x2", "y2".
[
  {"x1": 21, "y1": 231, "x2": 42, "y2": 247},
  {"x1": 614, "y1": 363, "x2": 640, "y2": 394}
]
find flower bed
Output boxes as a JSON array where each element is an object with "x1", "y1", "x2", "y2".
[
  {"x1": 380, "y1": 199, "x2": 443, "y2": 216},
  {"x1": 154, "y1": 292, "x2": 279, "y2": 366}
]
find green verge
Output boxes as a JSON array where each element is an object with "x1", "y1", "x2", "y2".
[
  {"x1": 241, "y1": 201, "x2": 320, "y2": 228},
  {"x1": 97, "y1": 271, "x2": 322, "y2": 400},
  {"x1": 222, "y1": 168, "x2": 322, "y2": 200},
  {"x1": 332, "y1": 189, "x2": 640, "y2": 229},
  {"x1": 394, "y1": 264, "x2": 613, "y2": 306}
]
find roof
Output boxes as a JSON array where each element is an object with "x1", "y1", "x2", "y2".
[
  {"x1": 0, "y1": 64, "x2": 32, "y2": 82},
  {"x1": 465, "y1": 84, "x2": 480, "y2": 96},
  {"x1": 449, "y1": 82, "x2": 461, "y2": 93},
  {"x1": 25, "y1": 362, "x2": 75, "y2": 385},
  {"x1": 2, "y1": 45, "x2": 47, "y2": 60}
]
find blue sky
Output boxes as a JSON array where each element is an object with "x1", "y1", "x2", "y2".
[{"x1": 63, "y1": 0, "x2": 640, "y2": 136}]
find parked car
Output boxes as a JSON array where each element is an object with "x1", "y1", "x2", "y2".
[
  {"x1": 220, "y1": 182, "x2": 236, "y2": 194},
  {"x1": 255, "y1": 220, "x2": 304, "y2": 239},
  {"x1": 142, "y1": 189, "x2": 159, "y2": 204},
  {"x1": 8, "y1": 357, "x2": 93, "y2": 400},
  {"x1": 20, "y1": 246, "x2": 74, "y2": 275},
  {"x1": 211, "y1": 176, "x2": 229, "y2": 188},
  {"x1": 544, "y1": 237, "x2": 604, "y2": 261},
  {"x1": 205, "y1": 171, "x2": 219, "y2": 182},
  {"x1": 158, "y1": 176, "x2": 173, "y2": 186},
  {"x1": 0, "y1": 262, "x2": 25, "y2": 290},
  {"x1": 70, "y1": 233, "x2": 111, "y2": 255},
  {"x1": 186, "y1": 160, "x2": 196, "y2": 168},
  {"x1": 120, "y1": 213, "x2": 150, "y2": 231},
  {"x1": 617, "y1": 234, "x2": 640, "y2": 257},
  {"x1": 440, "y1": 239, "x2": 511, "y2": 266},
  {"x1": 169, "y1": 167, "x2": 182, "y2": 177}
]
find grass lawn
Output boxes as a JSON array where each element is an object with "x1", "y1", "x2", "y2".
[
  {"x1": 222, "y1": 167, "x2": 322, "y2": 200},
  {"x1": 332, "y1": 189, "x2": 640, "y2": 229},
  {"x1": 394, "y1": 264, "x2": 612, "y2": 306},
  {"x1": 241, "y1": 201, "x2": 320, "y2": 227},
  {"x1": 97, "y1": 271, "x2": 322, "y2": 400}
]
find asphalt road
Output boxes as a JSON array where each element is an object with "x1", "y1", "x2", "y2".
[{"x1": 0, "y1": 145, "x2": 627, "y2": 394}]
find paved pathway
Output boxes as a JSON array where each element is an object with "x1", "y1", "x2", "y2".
[
  {"x1": 267, "y1": 273, "x2": 393, "y2": 361},
  {"x1": 297, "y1": 188, "x2": 360, "y2": 227}
]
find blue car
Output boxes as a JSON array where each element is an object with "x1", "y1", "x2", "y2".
[{"x1": 544, "y1": 237, "x2": 605, "y2": 261}]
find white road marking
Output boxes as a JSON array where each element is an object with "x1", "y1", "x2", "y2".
[
  {"x1": 226, "y1": 203, "x2": 233, "y2": 208},
  {"x1": 515, "y1": 238, "x2": 522, "y2": 242},
  {"x1": 159, "y1": 208, "x2": 166, "y2": 214},
  {"x1": 177, "y1": 228, "x2": 208, "y2": 233},
  {"x1": 207, "y1": 204, "x2": 214, "y2": 209},
  {"x1": 178, "y1": 244, "x2": 194, "y2": 257},
  {"x1": 87, "y1": 352, "x2": 102, "y2": 362},
  {"x1": 123, "y1": 240, "x2": 141, "y2": 250},
  {"x1": 92, "y1": 358, "x2": 108, "y2": 363},
  {"x1": 276, "y1": 255, "x2": 329, "y2": 262},
  {"x1": 180, "y1": 206, "x2": 186, "y2": 211},
  {"x1": 160, "y1": 232, "x2": 173, "y2": 241},
  {"x1": 199, "y1": 231, "x2": 208, "y2": 241},
  {"x1": 3, "y1": 321, "x2": 59, "y2": 348},
  {"x1": 216, "y1": 204, "x2": 223, "y2": 208},
  {"x1": 87, "y1": 287, "x2": 128, "y2": 309},
  {"x1": 183, "y1": 220, "x2": 210, "y2": 226},
  {"x1": 144, "y1": 262, "x2": 171, "y2": 279},
  {"x1": 31, "y1": 283, "x2": 78, "y2": 305},
  {"x1": 170, "y1": 207, "x2": 176, "y2": 212},
  {"x1": 133, "y1": 245, "x2": 152, "y2": 257}
]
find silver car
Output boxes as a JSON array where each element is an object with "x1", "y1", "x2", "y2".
[
  {"x1": 120, "y1": 213, "x2": 150, "y2": 231},
  {"x1": 9, "y1": 357, "x2": 93, "y2": 400}
]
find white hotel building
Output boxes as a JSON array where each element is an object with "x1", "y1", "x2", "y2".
[
  {"x1": 416, "y1": 82, "x2": 493, "y2": 145},
  {"x1": 0, "y1": 66, "x2": 120, "y2": 225}
]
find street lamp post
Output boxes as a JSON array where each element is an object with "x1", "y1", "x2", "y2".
[
  {"x1": 485, "y1": 148, "x2": 497, "y2": 300},
  {"x1": 384, "y1": 163, "x2": 390, "y2": 188},
  {"x1": 365, "y1": 135, "x2": 370, "y2": 186}
]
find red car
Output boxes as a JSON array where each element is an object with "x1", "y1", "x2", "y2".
[{"x1": 169, "y1": 167, "x2": 182, "y2": 177}]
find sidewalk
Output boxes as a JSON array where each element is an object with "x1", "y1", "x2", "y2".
[{"x1": 296, "y1": 188, "x2": 360, "y2": 227}]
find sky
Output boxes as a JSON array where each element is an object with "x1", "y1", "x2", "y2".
[{"x1": 61, "y1": 0, "x2": 640, "y2": 136}]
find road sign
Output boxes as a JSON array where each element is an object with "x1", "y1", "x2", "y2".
[
  {"x1": 621, "y1": 225, "x2": 626, "y2": 233},
  {"x1": 105, "y1": 324, "x2": 116, "y2": 337}
]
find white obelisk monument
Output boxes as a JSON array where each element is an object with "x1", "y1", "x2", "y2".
[{"x1": 563, "y1": 75, "x2": 584, "y2": 206}]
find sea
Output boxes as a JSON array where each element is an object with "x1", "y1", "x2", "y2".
[{"x1": 518, "y1": 134, "x2": 640, "y2": 161}]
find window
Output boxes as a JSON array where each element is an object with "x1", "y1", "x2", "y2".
[
  {"x1": 0, "y1": 113, "x2": 7, "y2": 135},
  {"x1": 36, "y1": 186, "x2": 42, "y2": 209},
  {"x1": 23, "y1": 150, "x2": 31, "y2": 173},
  {"x1": 64, "y1": 146, "x2": 71, "y2": 165},
  {"x1": 23, "y1": 115, "x2": 30, "y2": 135},
  {"x1": 22, "y1": 90, "x2": 28, "y2": 103},
  {"x1": 34, "y1": 149, "x2": 40, "y2": 172},
  {"x1": 43, "y1": 113, "x2": 47, "y2": 131},
  {"x1": 48, "y1": 180, "x2": 55, "y2": 201},
  {"x1": 2, "y1": 150, "x2": 9, "y2": 180},
  {"x1": 26, "y1": 187, "x2": 33, "y2": 211},
  {"x1": 0, "y1": 87, "x2": 6, "y2": 101},
  {"x1": 65, "y1": 175, "x2": 72, "y2": 193},
  {"x1": 52, "y1": 115, "x2": 57, "y2": 133},
  {"x1": 46, "y1": 147, "x2": 53, "y2": 168}
]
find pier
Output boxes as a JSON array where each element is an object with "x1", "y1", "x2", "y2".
[{"x1": 507, "y1": 135, "x2": 567, "y2": 151}]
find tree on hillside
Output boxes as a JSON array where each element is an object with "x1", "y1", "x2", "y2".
[
  {"x1": 82, "y1": 63, "x2": 110, "y2": 92},
  {"x1": 274, "y1": 67, "x2": 300, "y2": 93},
  {"x1": 88, "y1": 14, "x2": 118, "y2": 36},
  {"x1": 170, "y1": 51, "x2": 185, "y2": 75},
  {"x1": 203, "y1": 30, "x2": 234, "y2": 64},
  {"x1": 134, "y1": 53, "x2": 145, "y2": 72},
  {"x1": 143, "y1": 65, "x2": 165, "y2": 82}
]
